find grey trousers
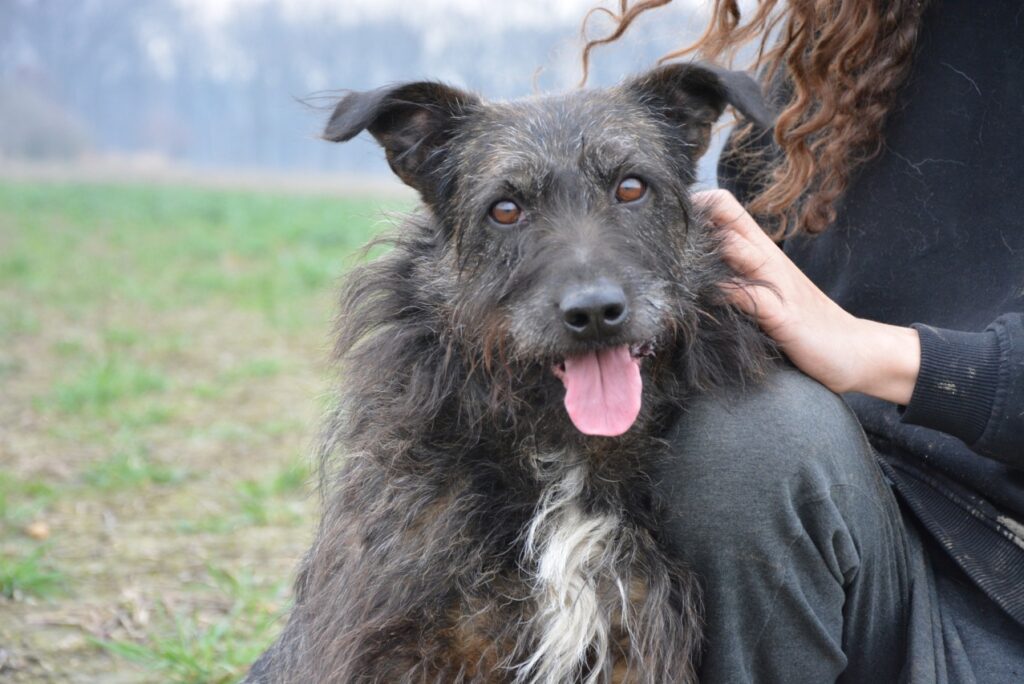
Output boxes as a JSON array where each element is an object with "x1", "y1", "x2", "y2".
[{"x1": 654, "y1": 368, "x2": 1024, "y2": 684}]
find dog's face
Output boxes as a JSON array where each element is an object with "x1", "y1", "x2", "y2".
[{"x1": 326, "y1": 65, "x2": 771, "y2": 437}]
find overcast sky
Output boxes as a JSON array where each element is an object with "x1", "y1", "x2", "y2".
[
  {"x1": 175, "y1": 0, "x2": 713, "y2": 85},
  {"x1": 3, "y1": 0, "x2": 724, "y2": 177},
  {"x1": 180, "y1": 0, "x2": 683, "y2": 26},
  {"x1": 178, "y1": 0, "x2": 708, "y2": 33}
]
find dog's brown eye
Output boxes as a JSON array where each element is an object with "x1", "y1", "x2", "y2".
[
  {"x1": 615, "y1": 177, "x2": 647, "y2": 203},
  {"x1": 489, "y1": 200, "x2": 522, "y2": 226}
]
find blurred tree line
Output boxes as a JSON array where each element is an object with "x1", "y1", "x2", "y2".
[{"x1": 0, "y1": 0, "x2": 693, "y2": 173}]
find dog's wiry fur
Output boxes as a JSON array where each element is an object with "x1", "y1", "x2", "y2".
[{"x1": 247, "y1": 63, "x2": 775, "y2": 683}]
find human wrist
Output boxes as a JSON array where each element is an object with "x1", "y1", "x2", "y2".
[
  {"x1": 848, "y1": 320, "x2": 921, "y2": 404},
  {"x1": 900, "y1": 324, "x2": 1002, "y2": 445}
]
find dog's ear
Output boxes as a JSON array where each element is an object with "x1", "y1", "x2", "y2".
[
  {"x1": 324, "y1": 82, "x2": 480, "y2": 201},
  {"x1": 626, "y1": 63, "x2": 774, "y2": 159}
]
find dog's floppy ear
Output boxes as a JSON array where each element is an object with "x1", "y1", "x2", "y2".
[
  {"x1": 627, "y1": 62, "x2": 774, "y2": 159},
  {"x1": 324, "y1": 82, "x2": 480, "y2": 201}
]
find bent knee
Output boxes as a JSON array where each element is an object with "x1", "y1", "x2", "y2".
[
  {"x1": 676, "y1": 367, "x2": 866, "y2": 464},
  {"x1": 653, "y1": 368, "x2": 879, "y2": 534}
]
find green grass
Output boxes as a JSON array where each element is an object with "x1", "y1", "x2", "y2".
[
  {"x1": 174, "y1": 514, "x2": 239, "y2": 536},
  {"x1": 0, "y1": 472, "x2": 57, "y2": 527},
  {"x1": 0, "y1": 179, "x2": 402, "y2": 678},
  {"x1": 0, "y1": 182, "x2": 392, "y2": 329},
  {"x1": 222, "y1": 358, "x2": 284, "y2": 381},
  {"x1": 174, "y1": 458, "x2": 311, "y2": 532},
  {"x1": 98, "y1": 566, "x2": 287, "y2": 684},
  {"x1": 0, "y1": 307, "x2": 39, "y2": 338},
  {"x1": 50, "y1": 355, "x2": 169, "y2": 414},
  {"x1": 81, "y1": 446, "x2": 190, "y2": 491},
  {"x1": 116, "y1": 402, "x2": 178, "y2": 428},
  {"x1": 236, "y1": 459, "x2": 311, "y2": 526},
  {"x1": 0, "y1": 547, "x2": 67, "y2": 599}
]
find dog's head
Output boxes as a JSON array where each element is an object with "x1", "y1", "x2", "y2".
[{"x1": 326, "y1": 64, "x2": 771, "y2": 438}]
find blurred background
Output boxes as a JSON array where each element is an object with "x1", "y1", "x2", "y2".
[
  {"x1": 0, "y1": 0, "x2": 720, "y2": 183},
  {"x1": 0, "y1": 1, "x2": 714, "y2": 682}
]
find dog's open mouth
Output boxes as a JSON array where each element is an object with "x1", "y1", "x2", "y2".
[{"x1": 552, "y1": 342, "x2": 655, "y2": 437}]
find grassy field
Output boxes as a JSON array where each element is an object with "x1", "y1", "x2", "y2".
[{"x1": 0, "y1": 180, "x2": 407, "y2": 682}]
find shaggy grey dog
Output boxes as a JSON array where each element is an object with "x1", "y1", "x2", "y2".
[{"x1": 246, "y1": 63, "x2": 774, "y2": 683}]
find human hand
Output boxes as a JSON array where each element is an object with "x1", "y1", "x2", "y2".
[{"x1": 695, "y1": 189, "x2": 921, "y2": 405}]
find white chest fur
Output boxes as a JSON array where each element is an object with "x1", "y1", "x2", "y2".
[{"x1": 516, "y1": 463, "x2": 629, "y2": 684}]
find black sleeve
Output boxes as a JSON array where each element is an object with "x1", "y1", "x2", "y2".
[
  {"x1": 902, "y1": 313, "x2": 1024, "y2": 467},
  {"x1": 719, "y1": 121, "x2": 1024, "y2": 467}
]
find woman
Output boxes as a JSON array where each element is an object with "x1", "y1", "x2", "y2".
[{"x1": 585, "y1": 1, "x2": 1024, "y2": 682}]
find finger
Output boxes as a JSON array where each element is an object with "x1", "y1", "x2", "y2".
[
  {"x1": 694, "y1": 189, "x2": 753, "y2": 233},
  {"x1": 718, "y1": 223, "x2": 775, "y2": 278},
  {"x1": 719, "y1": 280, "x2": 774, "y2": 318},
  {"x1": 694, "y1": 189, "x2": 778, "y2": 250}
]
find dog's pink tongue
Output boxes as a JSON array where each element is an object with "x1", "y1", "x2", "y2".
[{"x1": 560, "y1": 345, "x2": 642, "y2": 437}]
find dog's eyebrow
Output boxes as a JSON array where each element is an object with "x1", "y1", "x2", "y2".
[
  {"x1": 474, "y1": 153, "x2": 550, "y2": 195},
  {"x1": 472, "y1": 174, "x2": 541, "y2": 206},
  {"x1": 581, "y1": 147, "x2": 643, "y2": 181},
  {"x1": 574, "y1": 133, "x2": 647, "y2": 177}
]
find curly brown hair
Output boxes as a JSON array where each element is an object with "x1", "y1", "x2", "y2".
[{"x1": 581, "y1": 0, "x2": 930, "y2": 238}]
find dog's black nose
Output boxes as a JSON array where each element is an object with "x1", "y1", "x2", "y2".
[{"x1": 560, "y1": 282, "x2": 629, "y2": 340}]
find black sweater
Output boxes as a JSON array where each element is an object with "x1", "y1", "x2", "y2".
[{"x1": 719, "y1": 0, "x2": 1024, "y2": 624}]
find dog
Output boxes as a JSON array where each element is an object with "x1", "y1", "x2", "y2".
[{"x1": 246, "y1": 62, "x2": 775, "y2": 683}]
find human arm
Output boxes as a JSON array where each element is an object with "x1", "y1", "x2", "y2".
[
  {"x1": 699, "y1": 188, "x2": 1024, "y2": 466},
  {"x1": 903, "y1": 314, "x2": 1024, "y2": 464},
  {"x1": 698, "y1": 188, "x2": 921, "y2": 405}
]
